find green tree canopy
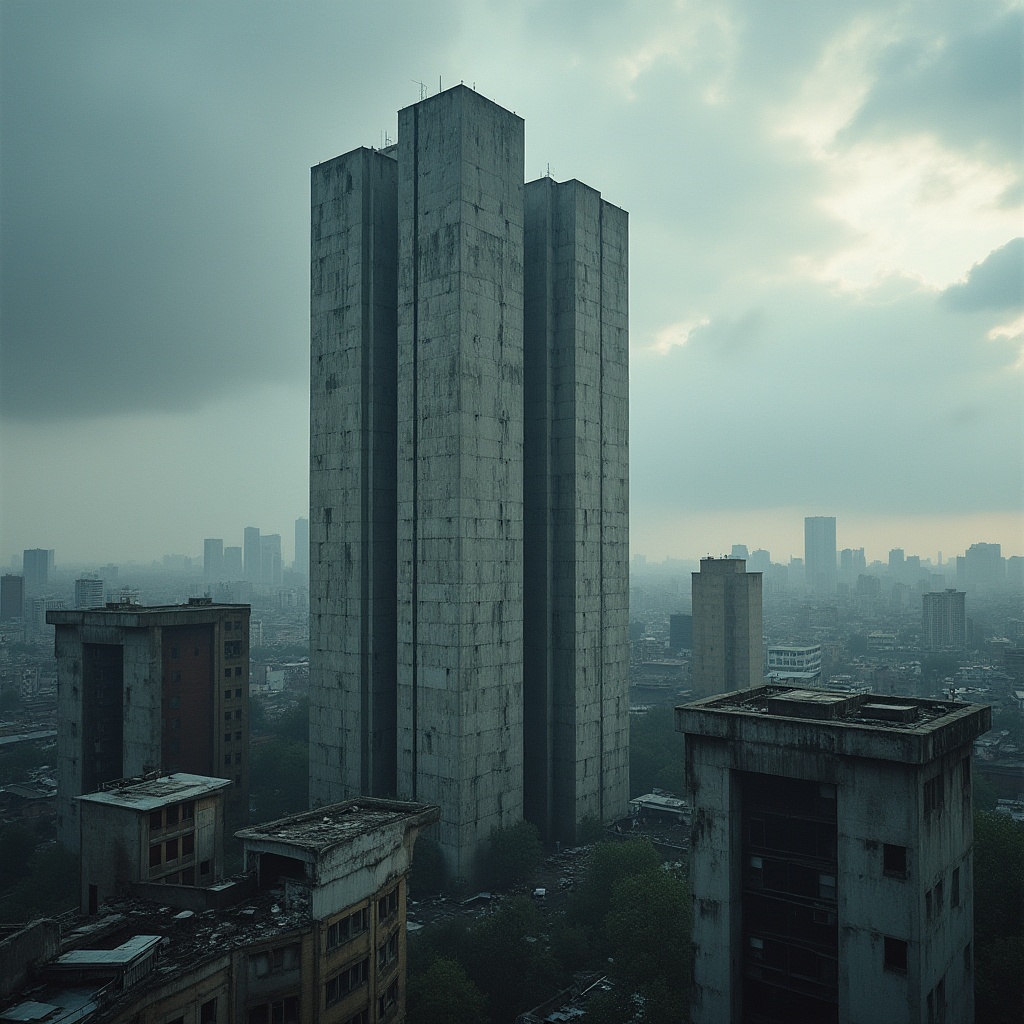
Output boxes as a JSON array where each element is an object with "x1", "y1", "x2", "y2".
[
  {"x1": 570, "y1": 839, "x2": 663, "y2": 932},
  {"x1": 407, "y1": 957, "x2": 491, "y2": 1024},
  {"x1": 485, "y1": 819, "x2": 542, "y2": 889},
  {"x1": 605, "y1": 868, "x2": 691, "y2": 1021}
]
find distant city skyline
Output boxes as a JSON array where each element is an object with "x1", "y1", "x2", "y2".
[{"x1": 4, "y1": 508, "x2": 1023, "y2": 570}]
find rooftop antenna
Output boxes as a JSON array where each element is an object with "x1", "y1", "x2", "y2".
[
  {"x1": 546, "y1": 162, "x2": 551, "y2": 178},
  {"x1": 413, "y1": 79, "x2": 426, "y2": 100},
  {"x1": 439, "y1": 74, "x2": 442, "y2": 93}
]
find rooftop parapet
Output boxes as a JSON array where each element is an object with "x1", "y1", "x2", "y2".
[{"x1": 676, "y1": 684, "x2": 992, "y2": 765}]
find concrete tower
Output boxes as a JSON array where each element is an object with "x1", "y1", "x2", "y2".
[
  {"x1": 692, "y1": 556, "x2": 763, "y2": 697},
  {"x1": 394, "y1": 87, "x2": 526, "y2": 875},
  {"x1": 310, "y1": 86, "x2": 629, "y2": 878},
  {"x1": 805, "y1": 516, "x2": 837, "y2": 594},
  {"x1": 310, "y1": 144, "x2": 399, "y2": 802},
  {"x1": 522, "y1": 176, "x2": 629, "y2": 843}
]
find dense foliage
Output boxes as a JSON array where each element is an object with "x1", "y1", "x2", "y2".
[{"x1": 974, "y1": 810, "x2": 1024, "y2": 1024}]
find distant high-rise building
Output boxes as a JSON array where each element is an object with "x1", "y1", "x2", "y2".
[
  {"x1": 243, "y1": 527, "x2": 261, "y2": 582},
  {"x1": 294, "y1": 517, "x2": 309, "y2": 576},
  {"x1": 691, "y1": 557, "x2": 762, "y2": 698},
  {"x1": 1, "y1": 575, "x2": 24, "y2": 621},
  {"x1": 48, "y1": 599, "x2": 251, "y2": 851},
  {"x1": 804, "y1": 517, "x2": 836, "y2": 594},
  {"x1": 260, "y1": 534, "x2": 282, "y2": 587},
  {"x1": 223, "y1": 546, "x2": 243, "y2": 577},
  {"x1": 731, "y1": 544, "x2": 749, "y2": 560},
  {"x1": 747, "y1": 549, "x2": 771, "y2": 573},
  {"x1": 203, "y1": 538, "x2": 224, "y2": 579},
  {"x1": 22, "y1": 548, "x2": 53, "y2": 595},
  {"x1": 678, "y1": 686, "x2": 990, "y2": 1024},
  {"x1": 310, "y1": 86, "x2": 629, "y2": 873},
  {"x1": 961, "y1": 542, "x2": 1005, "y2": 589},
  {"x1": 923, "y1": 589, "x2": 967, "y2": 651},
  {"x1": 889, "y1": 548, "x2": 906, "y2": 572},
  {"x1": 74, "y1": 577, "x2": 104, "y2": 609}
]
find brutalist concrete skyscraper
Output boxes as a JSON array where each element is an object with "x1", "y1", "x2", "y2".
[
  {"x1": 522, "y1": 178, "x2": 629, "y2": 843},
  {"x1": 805, "y1": 515, "x2": 837, "y2": 594},
  {"x1": 310, "y1": 86, "x2": 628, "y2": 876}
]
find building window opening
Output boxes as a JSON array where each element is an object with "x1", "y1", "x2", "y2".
[
  {"x1": 883, "y1": 844, "x2": 908, "y2": 878},
  {"x1": 884, "y1": 936, "x2": 908, "y2": 973}
]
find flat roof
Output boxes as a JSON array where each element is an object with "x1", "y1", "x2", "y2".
[
  {"x1": 676, "y1": 685, "x2": 992, "y2": 765},
  {"x1": 78, "y1": 773, "x2": 231, "y2": 811},
  {"x1": 237, "y1": 798, "x2": 440, "y2": 855},
  {"x1": 47, "y1": 601, "x2": 248, "y2": 627},
  {"x1": 54, "y1": 935, "x2": 161, "y2": 968}
]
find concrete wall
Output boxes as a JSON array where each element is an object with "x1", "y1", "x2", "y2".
[
  {"x1": 310, "y1": 147, "x2": 399, "y2": 806},
  {"x1": 395, "y1": 86, "x2": 525, "y2": 878},
  {"x1": 522, "y1": 178, "x2": 629, "y2": 843},
  {"x1": 0, "y1": 920, "x2": 61, "y2": 1000}
]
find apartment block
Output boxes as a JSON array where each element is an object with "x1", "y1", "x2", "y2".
[{"x1": 677, "y1": 685, "x2": 990, "y2": 1024}]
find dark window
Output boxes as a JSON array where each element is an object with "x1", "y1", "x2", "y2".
[
  {"x1": 236, "y1": 687, "x2": 243, "y2": 697},
  {"x1": 235, "y1": 667, "x2": 243, "y2": 676},
  {"x1": 224, "y1": 755, "x2": 232, "y2": 766},
  {"x1": 182, "y1": 865, "x2": 195, "y2": 885},
  {"x1": 235, "y1": 731, "x2": 242, "y2": 741},
  {"x1": 166, "y1": 804, "x2": 178, "y2": 826},
  {"x1": 884, "y1": 844, "x2": 908, "y2": 878},
  {"x1": 884, "y1": 936, "x2": 908, "y2": 973},
  {"x1": 225, "y1": 712, "x2": 231, "y2": 722},
  {"x1": 169, "y1": 696, "x2": 180, "y2": 709},
  {"x1": 235, "y1": 752, "x2": 242, "y2": 764},
  {"x1": 377, "y1": 930, "x2": 399, "y2": 971},
  {"x1": 924, "y1": 773, "x2": 944, "y2": 815},
  {"x1": 149, "y1": 843, "x2": 161, "y2": 868},
  {"x1": 377, "y1": 885, "x2": 399, "y2": 922},
  {"x1": 225, "y1": 669, "x2": 232, "y2": 678},
  {"x1": 951, "y1": 868, "x2": 960, "y2": 907},
  {"x1": 325, "y1": 958, "x2": 368, "y2": 1006},
  {"x1": 165, "y1": 838, "x2": 179, "y2": 862},
  {"x1": 225, "y1": 732, "x2": 232, "y2": 742},
  {"x1": 200, "y1": 859, "x2": 211, "y2": 875},
  {"x1": 150, "y1": 810, "x2": 163, "y2": 831},
  {"x1": 182, "y1": 831, "x2": 195, "y2": 856},
  {"x1": 200, "y1": 996, "x2": 216, "y2": 1022},
  {"x1": 234, "y1": 709, "x2": 242, "y2": 720},
  {"x1": 378, "y1": 980, "x2": 398, "y2": 1017},
  {"x1": 225, "y1": 689, "x2": 232, "y2": 699}
]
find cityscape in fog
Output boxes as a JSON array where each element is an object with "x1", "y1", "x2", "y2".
[{"x1": 1, "y1": 2, "x2": 1021, "y2": 1023}]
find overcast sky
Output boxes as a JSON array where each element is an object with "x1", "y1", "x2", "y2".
[{"x1": 1, "y1": 0, "x2": 1021, "y2": 567}]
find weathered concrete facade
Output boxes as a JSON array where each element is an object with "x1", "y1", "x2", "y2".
[
  {"x1": 394, "y1": 87, "x2": 526, "y2": 877},
  {"x1": 677, "y1": 686, "x2": 990, "y2": 1024},
  {"x1": 522, "y1": 177, "x2": 629, "y2": 843},
  {"x1": 309, "y1": 86, "x2": 629, "y2": 878},
  {"x1": 48, "y1": 601, "x2": 250, "y2": 850},
  {"x1": 310, "y1": 147, "x2": 399, "y2": 805},
  {"x1": 78, "y1": 773, "x2": 230, "y2": 914},
  {"x1": 691, "y1": 556, "x2": 762, "y2": 698}
]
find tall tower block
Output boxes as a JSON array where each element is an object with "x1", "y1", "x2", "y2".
[
  {"x1": 522, "y1": 177, "x2": 629, "y2": 843},
  {"x1": 310, "y1": 148, "x2": 399, "y2": 804},
  {"x1": 395, "y1": 87, "x2": 526, "y2": 876}
]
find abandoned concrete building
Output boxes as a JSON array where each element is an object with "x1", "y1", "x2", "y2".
[
  {"x1": 309, "y1": 85, "x2": 629, "y2": 877},
  {"x1": 47, "y1": 599, "x2": 251, "y2": 850},
  {"x1": 1, "y1": 797, "x2": 438, "y2": 1024},
  {"x1": 676, "y1": 685, "x2": 990, "y2": 1024},
  {"x1": 78, "y1": 772, "x2": 232, "y2": 915}
]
